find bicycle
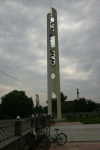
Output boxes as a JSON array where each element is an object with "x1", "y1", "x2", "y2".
[
  {"x1": 41, "y1": 127, "x2": 67, "y2": 146},
  {"x1": 27, "y1": 127, "x2": 51, "y2": 149}
]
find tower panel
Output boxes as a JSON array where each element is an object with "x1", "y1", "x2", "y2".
[{"x1": 47, "y1": 8, "x2": 61, "y2": 119}]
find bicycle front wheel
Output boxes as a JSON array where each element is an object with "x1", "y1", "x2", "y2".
[{"x1": 56, "y1": 133, "x2": 67, "y2": 145}]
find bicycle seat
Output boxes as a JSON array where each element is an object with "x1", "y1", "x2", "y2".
[{"x1": 55, "y1": 128, "x2": 59, "y2": 131}]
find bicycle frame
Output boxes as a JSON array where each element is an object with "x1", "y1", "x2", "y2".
[{"x1": 45, "y1": 127, "x2": 58, "y2": 143}]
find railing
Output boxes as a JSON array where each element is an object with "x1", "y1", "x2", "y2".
[
  {"x1": 0, "y1": 118, "x2": 32, "y2": 142},
  {"x1": 0, "y1": 115, "x2": 51, "y2": 143},
  {"x1": 31, "y1": 115, "x2": 51, "y2": 134},
  {"x1": 22, "y1": 118, "x2": 31, "y2": 132},
  {"x1": 0, "y1": 120, "x2": 15, "y2": 142}
]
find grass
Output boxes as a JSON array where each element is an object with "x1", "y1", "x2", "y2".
[{"x1": 66, "y1": 117, "x2": 100, "y2": 124}]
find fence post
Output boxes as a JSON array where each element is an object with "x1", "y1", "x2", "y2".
[
  {"x1": 15, "y1": 120, "x2": 23, "y2": 149},
  {"x1": 31, "y1": 117, "x2": 33, "y2": 127}
]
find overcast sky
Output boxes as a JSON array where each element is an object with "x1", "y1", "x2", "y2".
[{"x1": 0, "y1": 0, "x2": 100, "y2": 106}]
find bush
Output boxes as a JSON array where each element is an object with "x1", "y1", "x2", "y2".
[
  {"x1": 86, "y1": 114, "x2": 88, "y2": 118},
  {"x1": 80, "y1": 114, "x2": 82, "y2": 118},
  {"x1": 65, "y1": 117, "x2": 100, "y2": 124},
  {"x1": 0, "y1": 114, "x2": 7, "y2": 120}
]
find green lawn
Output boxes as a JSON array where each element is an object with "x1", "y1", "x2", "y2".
[{"x1": 66, "y1": 117, "x2": 100, "y2": 124}]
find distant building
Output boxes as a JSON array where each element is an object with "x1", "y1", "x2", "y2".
[{"x1": 62, "y1": 100, "x2": 78, "y2": 112}]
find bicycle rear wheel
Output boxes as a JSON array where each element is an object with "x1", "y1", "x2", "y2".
[
  {"x1": 38, "y1": 135, "x2": 51, "y2": 148},
  {"x1": 56, "y1": 133, "x2": 67, "y2": 145}
]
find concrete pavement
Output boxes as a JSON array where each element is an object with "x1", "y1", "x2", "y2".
[
  {"x1": 49, "y1": 122, "x2": 100, "y2": 142},
  {"x1": 26, "y1": 122, "x2": 100, "y2": 150},
  {"x1": 49, "y1": 123, "x2": 100, "y2": 150}
]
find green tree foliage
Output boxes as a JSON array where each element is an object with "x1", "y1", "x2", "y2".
[
  {"x1": 43, "y1": 106, "x2": 48, "y2": 114},
  {"x1": 61, "y1": 98, "x2": 100, "y2": 113},
  {"x1": 0, "y1": 90, "x2": 34, "y2": 119},
  {"x1": 35, "y1": 105, "x2": 43, "y2": 114},
  {"x1": 0, "y1": 104, "x2": 7, "y2": 119},
  {"x1": 61, "y1": 92, "x2": 67, "y2": 103},
  {"x1": 32, "y1": 105, "x2": 44, "y2": 115},
  {"x1": 75, "y1": 98, "x2": 99, "y2": 112}
]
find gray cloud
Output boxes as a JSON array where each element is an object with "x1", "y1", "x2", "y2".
[{"x1": 0, "y1": 0, "x2": 100, "y2": 106}]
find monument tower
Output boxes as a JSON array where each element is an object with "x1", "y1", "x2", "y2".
[{"x1": 47, "y1": 7, "x2": 61, "y2": 119}]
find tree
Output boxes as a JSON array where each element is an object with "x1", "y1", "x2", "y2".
[
  {"x1": 32, "y1": 105, "x2": 44, "y2": 116},
  {"x1": 61, "y1": 97, "x2": 100, "y2": 113},
  {"x1": 61, "y1": 92, "x2": 67, "y2": 103},
  {"x1": 86, "y1": 99, "x2": 98, "y2": 112},
  {"x1": 43, "y1": 106, "x2": 48, "y2": 114},
  {"x1": 0, "y1": 104, "x2": 7, "y2": 119},
  {"x1": 0, "y1": 90, "x2": 34, "y2": 119},
  {"x1": 75, "y1": 98, "x2": 87, "y2": 112},
  {"x1": 35, "y1": 105, "x2": 43, "y2": 115},
  {"x1": 75, "y1": 98, "x2": 99, "y2": 112}
]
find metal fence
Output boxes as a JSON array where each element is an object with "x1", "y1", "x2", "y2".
[
  {"x1": 31, "y1": 115, "x2": 51, "y2": 134},
  {"x1": 0, "y1": 115, "x2": 51, "y2": 143}
]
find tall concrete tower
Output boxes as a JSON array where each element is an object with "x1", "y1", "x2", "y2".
[{"x1": 47, "y1": 7, "x2": 61, "y2": 119}]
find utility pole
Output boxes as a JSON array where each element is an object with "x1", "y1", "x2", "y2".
[
  {"x1": 77, "y1": 89, "x2": 79, "y2": 100},
  {"x1": 36, "y1": 94, "x2": 39, "y2": 115},
  {"x1": 36, "y1": 94, "x2": 39, "y2": 107}
]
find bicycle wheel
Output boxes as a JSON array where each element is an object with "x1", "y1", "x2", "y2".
[
  {"x1": 56, "y1": 133, "x2": 67, "y2": 145},
  {"x1": 38, "y1": 135, "x2": 51, "y2": 148}
]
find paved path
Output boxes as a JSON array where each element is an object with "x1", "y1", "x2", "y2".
[
  {"x1": 50, "y1": 123, "x2": 100, "y2": 142},
  {"x1": 48, "y1": 123, "x2": 100, "y2": 150},
  {"x1": 26, "y1": 122, "x2": 100, "y2": 150}
]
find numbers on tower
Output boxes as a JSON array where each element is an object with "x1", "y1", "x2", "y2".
[
  {"x1": 50, "y1": 50, "x2": 55, "y2": 65},
  {"x1": 50, "y1": 17, "x2": 54, "y2": 37},
  {"x1": 50, "y1": 22, "x2": 54, "y2": 32},
  {"x1": 49, "y1": 17, "x2": 55, "y2": 65}
]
